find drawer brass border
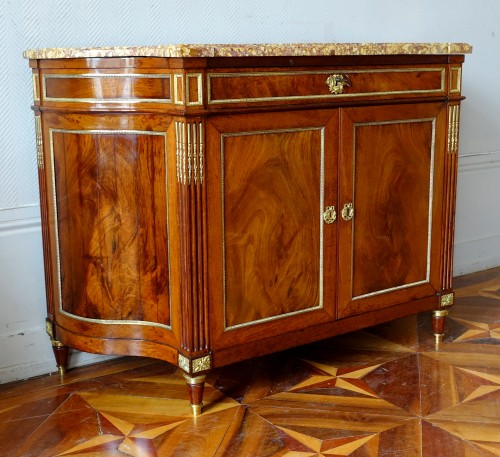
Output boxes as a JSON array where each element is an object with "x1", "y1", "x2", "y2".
[
  {"x1": 350, "y1": 117, "x2": 436, "y2": 301},
  {"x1": 32, "y1": 71, "x2": 40, "y2": 103},
  {"x1": 450, "y1": 66, "x2": 462, "y2": 94},
  {"x1": 49, "y1": 128, "x2": 173, "y2": 330},
  {"x1": 186, "y1": 73, "x2": 203, "y2": 106},
  {"x1": 221, "y1": 126, "x2": 325, "y2": 331},
  {"x1": 208, "y1": 68, "x2": 446, "y2": 105},
  {"x1": 42, "y1": 73, "x2": 172, "y2": 104}
]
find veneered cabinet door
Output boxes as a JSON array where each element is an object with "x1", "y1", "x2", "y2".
[
  {"x1": 41, "y1": 112, "x2": 178, "y2": 352},
  {"x1": 338, "y1": 103, "x2": 446, "y2": 318},
  {"x1": 207, "y1": 110, "x2": 338, "y2": 349}
]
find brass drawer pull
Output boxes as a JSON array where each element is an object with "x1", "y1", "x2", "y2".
[
  {"x1": 341, "y1": 203, "x2": 354, "y2": 221},
  {"x1": 326, "y1": 74, "x2": 351, "y2": 95},
  {"x1": 323, "y1": 206, "x2": 337, "y2": 224}
]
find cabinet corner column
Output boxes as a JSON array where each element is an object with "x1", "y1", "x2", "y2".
[
  {"x1": 435, "y1": 102, "x2": 461, "y2": 340},
  {"x1": 174, "y1": 116, "x2": 211, "y2": 414},
  {"x1": 34, "y1": 107, "x2": 69, "y2": 376}
]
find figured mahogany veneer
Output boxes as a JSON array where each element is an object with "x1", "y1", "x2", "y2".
[{"x1": 27, "y1": 45, "x2": 469, "y2": 415}]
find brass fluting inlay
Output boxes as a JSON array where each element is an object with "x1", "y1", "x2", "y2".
[
  {"x1": 447, "y1": 105, "x2": 460, "y2": 154},
  {"x1": 175, "y1": 120, "x2": 204, "y2": 185},
  {"x1": 35, "y1": 116, "x2": 44, "y2": 169}
]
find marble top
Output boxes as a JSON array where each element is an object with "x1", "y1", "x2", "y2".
[{"x1": 23, "y1": 42, "x2": 472, "y2": 60}]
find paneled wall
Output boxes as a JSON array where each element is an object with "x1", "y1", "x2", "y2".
[{"x1": 1, "y1": 0, "x2": 499, "y2": 382}]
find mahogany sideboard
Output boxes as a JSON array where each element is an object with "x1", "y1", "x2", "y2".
[{"x1": 25, "y1": 42, "x2": 472, "y2": 415}]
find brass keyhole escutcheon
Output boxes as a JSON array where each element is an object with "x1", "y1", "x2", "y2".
[
  {"x1": 323, "y1": 206, "x2": 337, "y2": 224},
  {"x1": 341, "y1": 203, "x2": 354, "y2": 221},
  {"x1": 325, "y1": 74, "x2": 351, "y2": 95}
]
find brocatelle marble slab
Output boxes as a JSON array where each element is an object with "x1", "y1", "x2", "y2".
[{"x1": 23, "y1": 42, "x2": 472, "y2": 59}]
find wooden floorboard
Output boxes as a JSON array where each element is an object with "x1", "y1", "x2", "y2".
[{"x1": 1, "y1": 267, "x2": 499, "y2": 456}]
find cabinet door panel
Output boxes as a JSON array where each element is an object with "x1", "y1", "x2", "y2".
[
  {"x1": 208, "y1": 110, "x2": 338, "y2": 348},
  {"x1": 49, "y1": 117, "x2": 172, "y2": 328},
  {"x1": 338, "y1": 103, "x2": 446, "y2": 318}
]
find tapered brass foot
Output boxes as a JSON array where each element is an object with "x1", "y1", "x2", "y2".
[
  {"x1": 184, "y1": 374, "x2": 206, "y2": 417},
  {"x1": 51, "y1": 341, "x2": 69, "y2": 378}
]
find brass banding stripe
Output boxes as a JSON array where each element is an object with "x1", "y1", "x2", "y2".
[
  {"x1": 42, "y1": 73, "x2": 172, "y2": 103},
  {"x1": 208, "y1": 67, "x2": 446, "y2": 105},
  {"x1": 221, "y1": 127, "x2": 325, "y2": 331},
  {"x1": 49, "y1": 128, "x2": 172, "y2": 329},
  {"x1": 450, "y1": 66, "x2": 462, "y2": 94},
  {"x1": 32, "y1": 72, "x2": 40, "y2": 102},
  {"x1": 186, "y1": 73, "x2": 203, "y2": 106},
  {"x1": 173, "y1": 73, "x2": 184, "y2": 105}
]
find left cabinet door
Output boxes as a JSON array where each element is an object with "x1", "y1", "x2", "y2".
[
  {"x1": 42, "y1": 112, "x2": 179, "y2": 362},
  {"x1": 206, "y1": 110, "x2": 339, "y2": 351}
]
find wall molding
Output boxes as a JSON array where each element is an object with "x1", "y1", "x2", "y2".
[
  {"x1": 454, "y1": 233, "x2": 500, "y2": 276},
  {"x1": 458, "y1": 150, "x2": 500, "y2": 173},
  {"x1": 0, "y1": 205, "x2": 41, "y2": 237}
]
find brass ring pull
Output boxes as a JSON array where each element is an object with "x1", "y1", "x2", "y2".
[
  {"x1": 323, "y1": 206, "x2": 337, "y2": 224},
  {"x1": 325, "y1": 74, "x2": 351, "y2": 95},
  {"x1": 341, "y1": 203, "x2": 354, "y2": 221}
]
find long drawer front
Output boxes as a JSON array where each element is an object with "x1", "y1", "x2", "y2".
[{"x1": 208, "y1": 65, "x2": 448, "y2": 107}]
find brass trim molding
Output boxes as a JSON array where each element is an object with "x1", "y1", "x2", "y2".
[
  {"x1": 208, "y1": 67, "x2": 446, "y2": 105},
  {"x1": 447, "y1": 105, "x2": 460, "y2": 154},
  {"x1": 35, "y1": 115, "x2": 44, "y2": 169},
  {"x1": 45, "y1": 319, "x2": 54, "y2": 339},
  {"x1": 178, "y1": 353, "x2": 211, "y2": 373},
  {"x1": 32, "y1": 72, "x2": 40, "y2": 103},
  {"x1": 42, "y1": 73, "x2": 172, "y2": 104},
  {"x1": 173, "y1": 73, "x2": 184, "y2": 105},
  {"x1": 175, "y1": 120, "x2": 204, "y2": 185},
  {"x1": 351, "y1": 118, "x2": 436, "y2": 301},
  {"x1": 440, "y1": 292, "x2": 454, "y2": 307},
  {"x1": 49, "y1": 128, "x2": 173, "y2": 330},
  {"x1": 186, "y1": 73, "x2": 203, "y2": 106},
  {"x1": 178, "y1": 353, "x2": 190, "y2": 372},
  {"x1": 450, "y1": 67, "x2": 462, "y2": 94},
  {"x1": 192, "y1": 355, "x2": 211, "y2": 373},
  {"x1": 221, "y1": 126, "x2": 325, "y2": 331}
]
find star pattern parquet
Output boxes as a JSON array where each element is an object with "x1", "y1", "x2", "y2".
[{"x1": 1, "y1": 267, "x2": 499, "y2": 456}]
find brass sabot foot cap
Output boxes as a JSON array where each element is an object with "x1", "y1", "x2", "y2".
[
  {"x1": 190, "y1": 403, "x2": 202, "y2": 416},
  {"x1": 434, "y1": 333, "x2": 444, "y2": 346}
]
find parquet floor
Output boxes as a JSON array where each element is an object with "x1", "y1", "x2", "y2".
[{"x1": 1, "y1": 267, "x2": 499, "y2": 456}]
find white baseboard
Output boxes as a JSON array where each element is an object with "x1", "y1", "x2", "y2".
[
  {"x1": 0, "y1": 207, "x2": 115, "y2": 384},
  {"x1": 0, "y1": 326, "x2": 116, "y2": 384}
]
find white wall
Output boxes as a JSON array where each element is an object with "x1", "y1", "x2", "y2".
[{"x1": 1, "y1": 0, "x2": 499, "y2": 383}]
